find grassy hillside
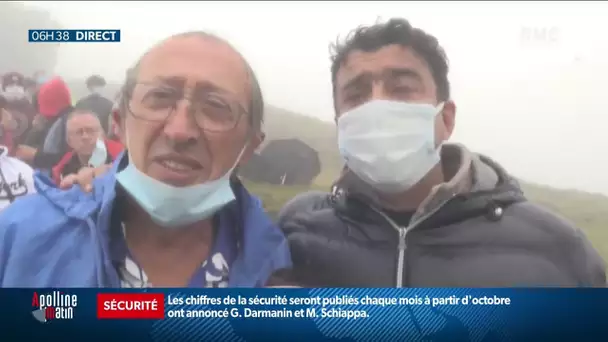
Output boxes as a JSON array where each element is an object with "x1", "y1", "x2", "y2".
[{"x1": 67, "y1": 81, "x2": 608, "y2": 264}]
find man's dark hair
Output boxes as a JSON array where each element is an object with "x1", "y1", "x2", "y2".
[
  {"x1": 86, "y1": 75, "x2": 106, "y2": 89},
  {"x1": 330, "y1": 18, "x2": 450, "y2": 105}
]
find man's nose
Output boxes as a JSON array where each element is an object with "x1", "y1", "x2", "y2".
[
  {"x1": 163, "y1": 101, "x2": 200, "y2": 142},
  {"x1": 370, "y1": 82, "x2": 389, "y2": 100}
]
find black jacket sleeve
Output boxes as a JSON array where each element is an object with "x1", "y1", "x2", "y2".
[
  {"x1": 32, "y1": 150, "x2": 64, "y2": 170},
  {"x1": 570, "y1": 228, "x2": 607, "y2": 287}
]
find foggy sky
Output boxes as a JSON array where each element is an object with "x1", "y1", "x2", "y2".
[{"x1": 21, "y1": 1, "x2": 608, "y2": 195}]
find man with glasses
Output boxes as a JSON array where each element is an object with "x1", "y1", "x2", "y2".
[
  {"x1": 50, "y1": 110, "x2": 123, "y2": 184},
  {"x1": 0, "y1": 31, "x2": 291, "y2": 287}
]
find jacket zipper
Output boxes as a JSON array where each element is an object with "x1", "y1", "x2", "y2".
[{"x1": 371, "y1": 196, "x2": 455, "y2": 288}]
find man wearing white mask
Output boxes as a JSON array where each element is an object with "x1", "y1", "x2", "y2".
[
  {"x1": 1, "y1": 72, "x2": 28, "y2": 102},
  {"x1": 0, "y1": 31, "x2": 291, "y2": 287},
  {"x1": 0, "y1": 72, "x2": 35, "y2": 146},
  {"x1": 278, "y1": 18, "x2": 605, "y2": 287},
  {"x1": 50, "y1": 110, "x2": 123, "y2": 184}
]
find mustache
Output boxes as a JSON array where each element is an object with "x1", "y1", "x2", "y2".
[{"x1": 154, "y1": 141, "x2": 209, "y2": 162}]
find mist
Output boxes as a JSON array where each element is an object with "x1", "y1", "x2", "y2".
[{"x1": 18, "y1": 1, "x2": 608, "y2": 195}]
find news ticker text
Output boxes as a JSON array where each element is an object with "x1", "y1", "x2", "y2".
[{"x1": 96, "y1": 293, "x2": 512, "y2": 320}]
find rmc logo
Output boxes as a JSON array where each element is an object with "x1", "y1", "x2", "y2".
[{"x1": 520, "y1": 26, "x2": 560, "y2": 46}]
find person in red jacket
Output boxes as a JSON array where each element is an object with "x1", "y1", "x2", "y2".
[{"x1": 51, "y1": 109, "x2": 123, "y2": 184}]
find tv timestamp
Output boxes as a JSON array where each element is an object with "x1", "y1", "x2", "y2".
[{"x1": 28, "y1": 29, "x2": 121, "y2": 43}]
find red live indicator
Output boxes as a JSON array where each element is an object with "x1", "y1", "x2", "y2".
[{"x1": 97, "y1": 293, "x2": 165, "y2": 319}]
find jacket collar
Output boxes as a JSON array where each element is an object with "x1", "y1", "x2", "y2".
[
  {"x1": 332, "y1": 143, "x2": 524, "y2": 224},
  {"x1": 98, "y1": 152, "x2": 291, "y2": 287},
  {"x1": 333, "y1": 144, "x2": 474, "y2": 218}
]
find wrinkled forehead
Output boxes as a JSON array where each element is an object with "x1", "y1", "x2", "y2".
[
  {"x1": 67, "y1": 113, "x2": 101, "y2": 129},
  {"x1": 136, "y1": 36, "x2": 250, "y2": 103},
  {"x1": 336, "y1": 45, "x2": 433, "y2": 91}
]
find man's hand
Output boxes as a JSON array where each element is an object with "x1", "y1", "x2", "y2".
[
  {"x1": 59, "y1": 164, "x2": 112, "y2": 192},
  {"x1": 0, "y1": 108, "x2": 18, "y2": 131},
  {"x1": 15, "y1": 144, "x2": 37, "y2": 163}
]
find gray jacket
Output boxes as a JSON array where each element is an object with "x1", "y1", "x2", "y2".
[
  {"x1": 278, "y1": 144, "x2": 606, "y2": 287},
  {"x1": 42, "y1": 115, "x2": 65, "y2": 154}
]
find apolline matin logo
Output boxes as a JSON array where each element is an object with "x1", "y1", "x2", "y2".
[
  {"x1": 28, "y1": 29, "x2": 121, "y2": 43},
  {"x1": 31, "y1": 291, "x2": 78, "y2": 323}
]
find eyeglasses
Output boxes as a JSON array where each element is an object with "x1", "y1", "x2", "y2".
[
  {"x1": 127, "y1": 82, "x2": 248, "y2": 133},
  {"x1": 68, "y1": 127, "x2": 100, "y2": 138}
]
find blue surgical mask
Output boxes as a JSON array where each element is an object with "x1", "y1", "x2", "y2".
[
  {"x1": 88, "y1": 139, "x2": 107, "y2": 167},
  {"x1": 337, "y1": 99, "x2": 445, "y2": 194},
  {"x1": 116, "y1": 143, "x2": 247, "y2": 228}
]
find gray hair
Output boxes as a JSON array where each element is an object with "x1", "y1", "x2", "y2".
[
  {"x1": 65, "y1": 109, "x2": 104, "y2": 141},
  {"x1": 66, "y1": 109, "x2": 101, "y2": 125},
  {"x1": 117, "y1": 31, "x2": 264, "y2": 132}
]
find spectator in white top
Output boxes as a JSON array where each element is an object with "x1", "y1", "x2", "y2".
[{"x1": 0, "y1": 144, "x2": 35, "y2": 211}]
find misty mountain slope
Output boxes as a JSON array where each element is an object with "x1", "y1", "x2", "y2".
[{"x1": 264, "y1": 105, "x2": 342, "y2": 185}]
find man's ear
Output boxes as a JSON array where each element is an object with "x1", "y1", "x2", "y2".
[
  {"x1": 112, "y1": 109, "x2": 125, "y2": 144},
  {"x1": 239, "y1": 131, "x2": 265, "y2": 165},
  {"x1": 439, "y1": 100, "x2": 456, "y2": 140},
  {"x1": 257, "y1": 132, "x2": 266, "y2": 149}
]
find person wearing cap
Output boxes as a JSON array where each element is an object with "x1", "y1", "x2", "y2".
[
  {"x1": 17, "y1": 77, "x2": 73, "y2": 169},
  {"x1": 0, "y1": 72, "x2": 36, "y2": 148},
  {"x1": 1, "y1": 72, "x2": 27, "y2": 102},
  {"x1": 75, "y1": 75, "x2": 114, "y2": 133}
]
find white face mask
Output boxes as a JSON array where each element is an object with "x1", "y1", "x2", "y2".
[
  {"x1": 337, "y1": 99, "x2": 445, "y2": 194},
  {"x1": 116, "y1": 129, "x2": 248, "y2": 228},
  {"x1": 88, "y1": 139, "x2": 108, "y2": 167},
  {"x1": 3, "y1": 86, "x2": 26, "y2": 100}
]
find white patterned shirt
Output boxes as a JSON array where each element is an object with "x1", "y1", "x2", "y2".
[{"x1": 119, "y1": 223, "x2": 230, "y2": 288}]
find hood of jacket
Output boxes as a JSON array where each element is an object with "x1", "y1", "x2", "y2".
[{"x1": 37, "y1": 77, "x2": 71, "y2": 119}]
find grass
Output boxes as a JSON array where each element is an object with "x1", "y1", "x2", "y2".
[
  {"x1": 521, "y1": 183, "x2": 608, "y2": 265},
  {"x1": 244, "y1": 180, "x2": 320, "y2": 219}
]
